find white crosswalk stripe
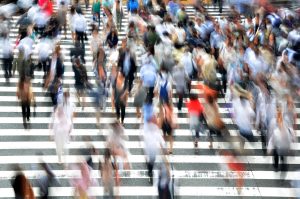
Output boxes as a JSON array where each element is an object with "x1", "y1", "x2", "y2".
[{"x1": 0, "y1": 2, "x2": 299, "y2": 199}]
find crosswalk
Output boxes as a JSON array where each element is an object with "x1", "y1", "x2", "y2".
[{"x1": 0, "y1": 2, "x2": 299, "y2": 198}]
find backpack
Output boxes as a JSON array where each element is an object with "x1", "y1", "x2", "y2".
[{"x1": 159, "y1": 80, "x2": 169, "y2": 103}]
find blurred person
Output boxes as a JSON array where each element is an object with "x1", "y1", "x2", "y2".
[
  {"x1": 126, "y1": 21, "x2": 138, "y2": 59},
  {"x1": 106, "y1": 121, "x2": 130, "y2": 187},
  {"x1": 140, "y1": 60, "x2": 157, "y2": 103},
  {"x1": 231, "y1": 85, "x2": 256, "y2": 150},
  {"x1": 268, "y1": 104, "x2": 295, "y2": 173},
  {"x1": 112, "y1": 72, "x2": 129, "y2": 124},
  {"x1": 99, "y1": 148, "x2": 115, "y2": 198},
  {"x1": 45, "y1": 44, "x2": 64, "y2": 89},
  {"x1": 33, "y1": 8, "x2": 49, "y2": 36},
  {"x1": 158, "y1": 152, "x2": 171, "y2": 199},
  {"x1": 155, "y1": 66, "x2": 173, "y2": 106},
  {"x1": 35, "y1": 37, "x2": 53, "y2": 79},
  {"x1": 186, "y1": 93, "x2": 205, "y2": 148},
  {"x1": 158, "y1": 102, "x2": 177, "y2": 155},
  {"x1": 37, "y1": 161, "x2": 56, "y2": 199},
  {"x1": 172, "y1": 62, "x2": 189, "y2": 111},
  {"x1": 92, "y1": 0, "x2": 101, "y2": 27},
  {"x1": 113, "y1": 0, "x2": 123, "y2": 32},
  {"x1": 94, "y1": 44, "x2": 106, "y2": 79},
  {"x1": 106, "y1": 27, "x2": 119, "y2": 49},
  {"x1": 69, "y1": 5, "x2": 78, "y2": 43},
  {"x1": 72, "y1": 57, "x2": 89, "y2": 109},
  {"x1": 48, "y1": 77, "x2": 63, "y2": 108},
  {"x1": 1, "y1": 32, "x2": 13, "y2": 79},
  {"x1": 80, "y1": 136, "x2": 98, "y2": 169},
  {"x1": 16, "y1": 77, "x2": 35, "y2": 129},
  {"x1": 118, "y1": 46, "x2": 136, "y2": 93},
  {"x1": 218, "y1": 150, "x2": 245, "y2": 195},
  {"x1": 70, "y1": 41, "x2": 85, "y2": 64},
  {"x1": 90, "y1": 27, "x2": 102, "y2": 63},
  {"x1": 203, "y1": 95, "x2": 228, "y2": 149},
  {"x1": 283, "y1": 95, "x2": 297, "y2": 133},
  {"x1": 143, "y1": 116, "x2": 166, "y2": 184},
  {"x1": 72, "y1": 161, "x2": 92, "y2": 199},
  {"x1": 210, "y1": 23, "x2": 225, "y2": 60},
  {"x1": 74, "y1": 8, "x2": 87, "y2": 46},
  {"x1": 132, "y1": 78, "x2": 146, "y2": 118},
  {"x1": 12, "y1": 171, "x2": 35, "y2": 199},
  {"x1": 49, "y1": 104, "x2": 72, "y2": 164},
  {"x1": 57, "y1": 1, "x2": 68, "y2": 39}
]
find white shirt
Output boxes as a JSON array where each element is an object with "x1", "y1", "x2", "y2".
[
  {"x1": 18, "y1": 37, "x2": 34, "y2": 60},
  {"x1": 181, "y1": 52, "x2": 194, "y2": 76},
  {"x1": 232, "y1": 97, "x2": 255, "y2": 131},
  {"x1": 143, "y1": 122, "x2": 166, "y2": 160},
  {"x1": 34, "y1": 11, "x2": 49, "y2": 27},
  {"x1": 74, "y1": 14, "x2": 87, "y2": 32},
  {"x1": 36, "y1": 38, "x2": 53, "y2": 60}
]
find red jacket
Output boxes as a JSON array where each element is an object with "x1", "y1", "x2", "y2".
[{"x1": 186, "y1": 99, "x2": 204, "y2": 116}]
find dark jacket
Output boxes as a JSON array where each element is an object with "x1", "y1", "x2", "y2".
[
  {"x1": 70, "y1": 45, "x2": 85, "y2": 64},
  {"x1": 118, "y1": 51, "x2": 136, "y2": 79}
]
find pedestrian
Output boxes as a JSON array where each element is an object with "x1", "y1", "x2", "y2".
[
  {"x1": 118, "y1": 46, "x2": 136, "y2": 93},
  {"x1": 159, "y1": 102, "x2": 177, "y2": 155},
  {"x1": 49, "y1": 104, "x2": 72, "y2": 164},
  {"x1": 172, "y1": 62, "x2": 189, "y2": 111},
  {"x1": 112, "y1": 72, "x2": 129, "y2": 124},
  {"x1": 1, "y1": 32, "x2": 13, "y2": 79},
  {"x1": 143, "y1": 116, "x2": 166, "y2": 184},
  {"x1": 268, "y1": 104, "x2": 294, "y2": 173},
  {"x1": 74, "y1": 8, "x2": 87, "y2": 46},
  {"x1": 12, "y1": 171, "x2": 35, "y2": 199},
  {"x1": 16, "y1": 77, "x2": 35, "y2": 129},
  {"x1": 92, "y1": 0, "x2": 101, "y2": 27},
  {"x1": 186, "y1": 93, "x2": 205, "y2": 148},
  {"x1": 72, "y1": 57, "x2": 89, "y2": 109},
  {"x1": 99, "y1": 148, "x2": 115, "y2": 198}
]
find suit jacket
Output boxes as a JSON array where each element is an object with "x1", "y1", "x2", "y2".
[{"x1": 118, "y1": 51, "x2": 136, "y2": 79}]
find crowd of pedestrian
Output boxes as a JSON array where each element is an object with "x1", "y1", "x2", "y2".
[{"x1": 0, "y1": 0, "x2": 300, "y2": 198}]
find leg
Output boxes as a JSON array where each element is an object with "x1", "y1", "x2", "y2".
[
  {"x1": 21, "y1": 102, "x2": 27, "y2": 127},
  {"x1": 26, "y1": 102, "x2": 30, "y2": 121},
  {"x1": 3, "y1": 58, "x2": 9, "y2": 78},
  {"x1": 120, "y1": 103, "x2": 126, "y2": 124},
  {"x1": 115, "y1": 103, "x2": 121, "y2": 121},
  {"x1": 273, "y1": 149, "x2": 279, "y2": 171},
  {"x1": 177, "y1": 91, "x2": 183, "y2": 111}
]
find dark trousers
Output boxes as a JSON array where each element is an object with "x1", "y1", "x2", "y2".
[
  {"x1": 125, "y1": 76, "x2": 134, "y2": 93},
  {"x1": 115, "y1": 102, "x2": 126, "y2": 123},
  {"x1": 146, "y1": 86, "x2": 155, "y2": 102},
  {"x1": 239, "y1": 129, "x2": 256, "y2": 148},
  {"x1": 75, "y1": 30, "x2": 85, "y2": 46},
  {"x1": 177, "y1": 91, "x2": 184, "y2": 111},
  {"x1": 147, "y1": 156, "x2": 155, "y2": 183},
  {"x1": 273, "y1": 149, "x2": 287, "y2": 172},
  {"x1": 2, "y1": 58, "x2": 12, "y2": 78},
  {"x1": 158, "y1": 181, "x2": 171, "y2": 199},
  {"x1": 38, "y1": 58, "x2": 50, "y2": 78},
  {"x1": 21, "y1": 101, "x2": 30, "y2": 121}
]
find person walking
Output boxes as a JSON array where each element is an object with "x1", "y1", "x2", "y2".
[
  {"x1": 186, "y1": 93, "x2": 205, "y2": 148},
  {"x1": 112, "y1": 72, "x2": 129, "y2": 124},
  {"x1": 49, "y1": 104, "x2": 72, "y2": 164},
  {"x1": 16, "y1": 77, "x2": 35, "y2": 129},
  {"x1": 74, "y1": 8, "x2": 87, "y2": 46}
]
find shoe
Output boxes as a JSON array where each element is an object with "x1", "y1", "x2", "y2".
[{"x1": 194, "y1": 141, "x2": 198, "y2": 148}]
